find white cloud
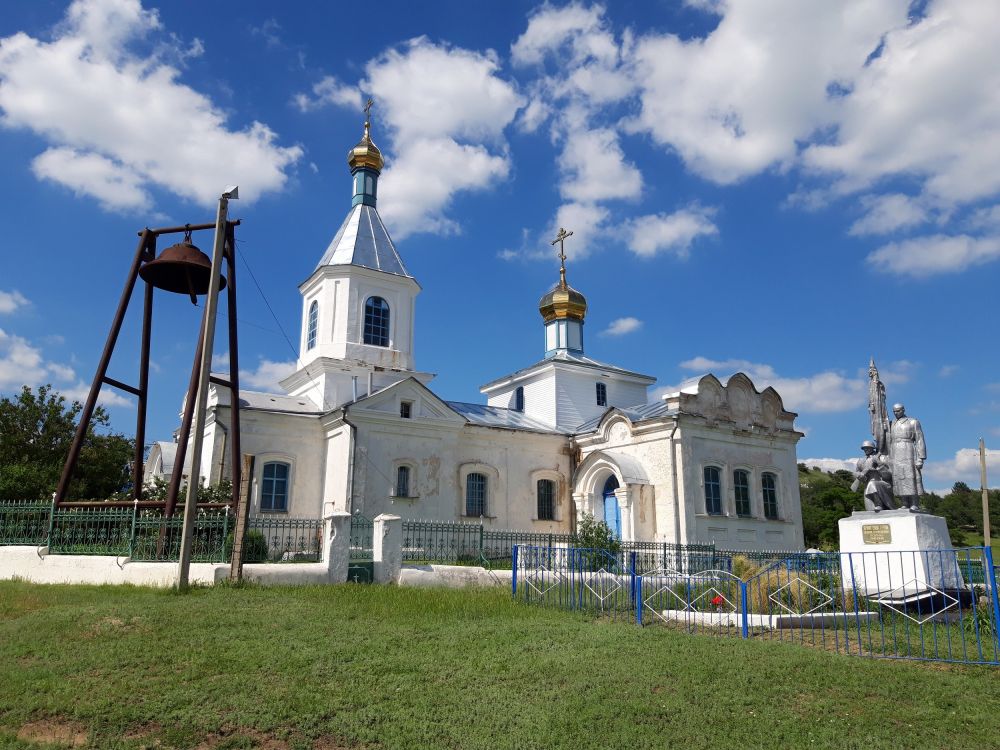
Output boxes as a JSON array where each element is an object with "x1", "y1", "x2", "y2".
[
  {"x1": 804, "y1": 1, "x2": 1000, "y2": 207},
  {"x1": 601, "y1": 317, "x2": 642, "y2": 337},
  {"x1": 678, "y1": 356, "x2": 866, "y2": 413},
  {"x1": 968, "y1": 205, "x2": 1000, "y2": 231},
  {"x1": 559, "y1": 127, "x2": 641, "y2": 203},
  {"x1": 511, "y1": 4, "x2": 615, "y2": 68},
  {"x1": 0, "y1": 326, "x2": 129, "y2": 407},
  {"x1": 551, "y1": 202, "x2": 608, "y2": 259},
  {"x1": 32, "y1": 147, "x2": 149, "y2": 211},
  {"x1": 293, "y1": 75, "x2": 360, "y2": 112},
  {"x1": 0, "y1": 0, "x2": 302, "y2": 211},
  {"x1": 239, "y1": 358, "x2": 296, "y2": 391},
  {"x1": 848, "y1": 193, "x2": 927, "y2": 237},
  {"x1": 938, "y1": 364, "x2": 959, "y2": 378},
  {"x1": 800, "y1": 458, "x2": 857, "y2": 474},
  {"x1": 0, "y1": 290, "x2": 28, "y2": 314},
  {"x1": 924, "y1": 447, "x2": 1000, "y2": 488},
  {"x1": 625, "y1": 206, "x2": 719, "y2": 258},
  {"x1": 627, "y1": 0, "x2": 910, "y2": 183},
  {"x1": 867, "y1": 234, "x2": 1000, "y2": 278},
  {"x1": 362, "y1": 37, "x2": 522, "y2": 238}
]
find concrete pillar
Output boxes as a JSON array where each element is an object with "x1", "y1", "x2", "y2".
[
  {"x1": 572, "y1": 492, "x2": 587, "y2": 528},
  {"x1": 373, "y1": 513, "x2": 402, "y2": 584},
  {"x1": 323, "y1": 503, "x2": 352, "y2": 583}
]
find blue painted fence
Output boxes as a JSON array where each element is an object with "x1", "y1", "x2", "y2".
[{"x1": 513, "y1": 544, "x2": 1000, "y2": 666}]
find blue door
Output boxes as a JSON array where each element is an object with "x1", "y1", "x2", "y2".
[{"x1": 602, "y1": 475, "x2": 621, "y2": 539}]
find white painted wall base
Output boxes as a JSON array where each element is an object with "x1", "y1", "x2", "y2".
[{"x1": 398, "y1": 564, "x2": 512, "y2": 588}]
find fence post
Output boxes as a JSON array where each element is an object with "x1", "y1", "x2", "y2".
[
  {"x1": 478, "y1": 521, "x2": 484, "y2": 563},
  {"x1": 221, "y1": 507, "x2": 230, "y2": 563},
  {"x1": 740, "y1": 581, "x2": 749, "y2": 639},
  {"x1": 984, "y1": 547, "x2": 1000, "y2": 654},
  {"x1": 512, "y1": 544, "x2": 519, "y2": 597},
  {"x1": 45, "y1": 493, "x2": 56, "y2": 552},
  {"x1": 629, "y1": 551, "x2": 637, "y2": 608},
  {"x1": 129, "y1": 499, "x2": 138, "y2": 559},
  {"x1": 636, "y1": 574, "x2": 643, "y2": 625},
  {"x1": 373, "y1": 514, "x2": 402, "y2": 584}
]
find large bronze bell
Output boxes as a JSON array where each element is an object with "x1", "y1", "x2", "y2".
[{"x1": 139, "y1": 231, "x2": 226, "y2": 303}]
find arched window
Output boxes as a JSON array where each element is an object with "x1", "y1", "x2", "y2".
[
  {"x1": 363, "y1": 296, "x2": 390, "y2": 347},
  {"x1": 261, "y1": 461, "x2": 290, "y2": 512},
  {"x1": 537, "y1": 479, "x2": 554, "y2": 520},
  {"x1": 596, "y1": 382, "x2": 607, "y2": 406},
  {"x1": 734, "y1": 469, "x2": 751, "y2": 517},
  {"x1": 396, "y1": 465, "x2": 410, "y2": 498},
  {"x1": 514, "y1": 386, "x2": 524, "y2": 412},
  {"x1": 762, "y1": 472, "x2": 779, "y2": 520},
  {"x1": 466, "y1": 472, "x2": 487, "y2": 517},
  {"x1": 704, "y1": 466, "x2": 721, "y2": 515},
  {"x1": 306, "y1": 300, "x2": 318, "y2": 350}
]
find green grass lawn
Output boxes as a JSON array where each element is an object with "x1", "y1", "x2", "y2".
[{"x1": 2, "y1": 581, "x2": 999, "y2": 750}]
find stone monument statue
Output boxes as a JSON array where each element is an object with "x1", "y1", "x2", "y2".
[
  {"x1": 888, "y1": 402, "x2": 925, "y2": 510},
  {"x1": 866, "y1": 361, "x2": 926, "y2": 512},
  {"x1": 851, "y1": 439, "x2": 895, "y2": 511}
]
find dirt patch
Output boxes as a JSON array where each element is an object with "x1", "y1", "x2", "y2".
[
  {"x1": 192, "y1": 728, "x2": 362, "y2": 750},
  {"x1": 17, "y1": 719, "x2": 88, "y2": 747},
  {"x1": 122, "y1": 722, "x2": 163, "y2": 748}
]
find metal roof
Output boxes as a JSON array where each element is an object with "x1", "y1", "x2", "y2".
[
  {"x1": 480, "y1": 349, "x2": 655, "y2": 390},
  {"x1": 446, "y1": 401, "x2": 566, "y2": 434},
  {"x1": 315, "y1": 204, "x2": 410, "y2": 277},
  {"x1": 573, "y1": 401, "x2": 678, "y2": 434}
]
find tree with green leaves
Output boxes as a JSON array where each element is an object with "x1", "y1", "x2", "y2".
[{"x1": 0, "y1": 384, "x2": 134, "y2": 501}]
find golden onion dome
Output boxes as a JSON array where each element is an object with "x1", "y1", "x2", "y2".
[
  {"x1": 539, "y1": 276, "x2": 587, "y2": 323},
  {"x1": 347, "y1": 120, "x2": 384, "y2": 172}
]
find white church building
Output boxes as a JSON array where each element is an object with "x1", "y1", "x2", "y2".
[{"x1": 148, "y1": 116, "x2": 805, "y2": 551}]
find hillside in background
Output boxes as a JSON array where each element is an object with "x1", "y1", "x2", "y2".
[{"x1": 797, "y1": 463, "x2": 1000, "y2": 551}]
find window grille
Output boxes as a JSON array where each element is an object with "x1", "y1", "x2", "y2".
[
  {"x1": 537, "y1": 479, "x2": 554, "y2": 520},
  {"x1": 704, "y1": 466, "x2": 722, "y2": 515},
  {"x1": 596, "y1": 382, "x2": 607, "y2": 406},
  {"x1": 762, "y1": 472, "x2": 779, "y2": 519},
  {"x1": 306, "y1": 301, "x2": 318, "y2": 350},
  {"x1": 396, "y1": 466, "x2": 410, "y2": 498},
  {"x1": 261, "y1": 462, "x2": 290, "y2": 512},
  {"x1": 466, "y1": 472, "x2": 487, "y2": 517},
  {"x1": 363, "y1": 296, "x2": 390, "y2": 347},
  {"x1": 734, "y1": 469, "x2": 751, "y2": 517}
]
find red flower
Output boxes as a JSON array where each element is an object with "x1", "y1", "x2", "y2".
[{"x1": 711, "y1": 594, "x2": 724, "y2": 608}]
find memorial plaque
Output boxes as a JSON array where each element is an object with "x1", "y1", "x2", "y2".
[{"x1": 862, "y1": 523, "x2": 892, "y2": 545}]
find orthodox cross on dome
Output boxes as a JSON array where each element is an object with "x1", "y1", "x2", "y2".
[
  {"x1": 363, "y1": 97, "x2": 374, "y2": 123},
  {"x1": 551, "y1": 227, "x2": 573, "y2": 288}
]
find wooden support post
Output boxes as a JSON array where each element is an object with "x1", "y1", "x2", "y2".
[{"x1": 230, "y1": 454, "x2": 255, "y2": 582}]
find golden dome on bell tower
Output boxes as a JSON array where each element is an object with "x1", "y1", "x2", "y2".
[
  {"x1": 347, "y1": 99, "x2": 384, "y2": 172},
  {"x1": 539, "y1": 228, "x2": 587, "y2": 323}
]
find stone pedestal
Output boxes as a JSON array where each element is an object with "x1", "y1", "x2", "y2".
[
  {"x1": 839, "y1": 510, "x2": 961, "y2": 596},
  {"x1": 374, "y1": 513, "x2": 402, "y2": 584}
]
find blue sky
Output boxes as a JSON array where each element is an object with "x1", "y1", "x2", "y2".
[{"x1": 2, "y1": 0, "x2": 1000, "y2": 490}]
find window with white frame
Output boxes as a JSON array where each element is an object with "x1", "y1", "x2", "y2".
[
  {"x1": 734, "y1": 469, "x2": 752, "y2": 517},
  {"x1": 261, "y1": 461, "x2": 290, "y2": 512},
  {"x1": 762, "y1": 472, "x2": 779, "y2": 520},
  {"x1": 704, "y1": 466, "x2": 722, "y2": 515},
  {"x1": 306, "y1": 300, "x2": 318, "y2": 350},
  {"x1": 466, "y1": 472, "x2": 487, "y2": 517},
  {"x1": 596, "y1": 382, "x2": 607, "y2": 406},
  {"x1": 363, "y1": 296, "x2": 390, "y2": 347},
  {"x1": 400, "y1": 401, "x2": 412, "y2": 419},
  {"x1": 536, "y1": 479, "x2": 554, "y2": 520}
]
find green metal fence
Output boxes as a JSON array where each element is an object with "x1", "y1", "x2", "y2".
[
  {"x1": 620, "y1": 539, "x2": 719, "y2": 574},
  {"x1": 350, "y1": 513, "x2": 374, "y2": 560},
  {"x1": 0, "y1": 501, "x2": 51, "y2": 546},
  {"x1": 248, "y1": 516, "x2": 323, "y2": 562},
  {"x1": 0, "y1": 501, "x2": 324, "y2": 564},
  {"x1": 401, "y1": 519, "x2": 575, "y2": 568}
]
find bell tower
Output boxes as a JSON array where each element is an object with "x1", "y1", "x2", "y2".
[{"x1": 280, "y1": 102, "x2": 425, "y2": 409}]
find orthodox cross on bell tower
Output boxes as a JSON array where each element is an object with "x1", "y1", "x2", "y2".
[
  {"x1": 551, "y1": 227, "x2": 573, "y2": 288},
  {"x1": 363, "y1": 97, "x2": 374, "y2": 124}
]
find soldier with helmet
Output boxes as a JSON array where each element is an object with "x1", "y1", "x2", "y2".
[{"x1": 851, "y1": 439, "x2": 895, "y2": 511}]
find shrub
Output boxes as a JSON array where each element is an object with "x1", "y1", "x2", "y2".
[{"x1": 224, "y1": 530, "x2": 269, "y2": 563}]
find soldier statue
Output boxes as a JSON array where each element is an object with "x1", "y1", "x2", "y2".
[
  {"x1": 851, "y1": 440, "x2": 895, "y2": 511},
  {"x1": 888, "y1": 402, "x2": 926, "y2": 511}
]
